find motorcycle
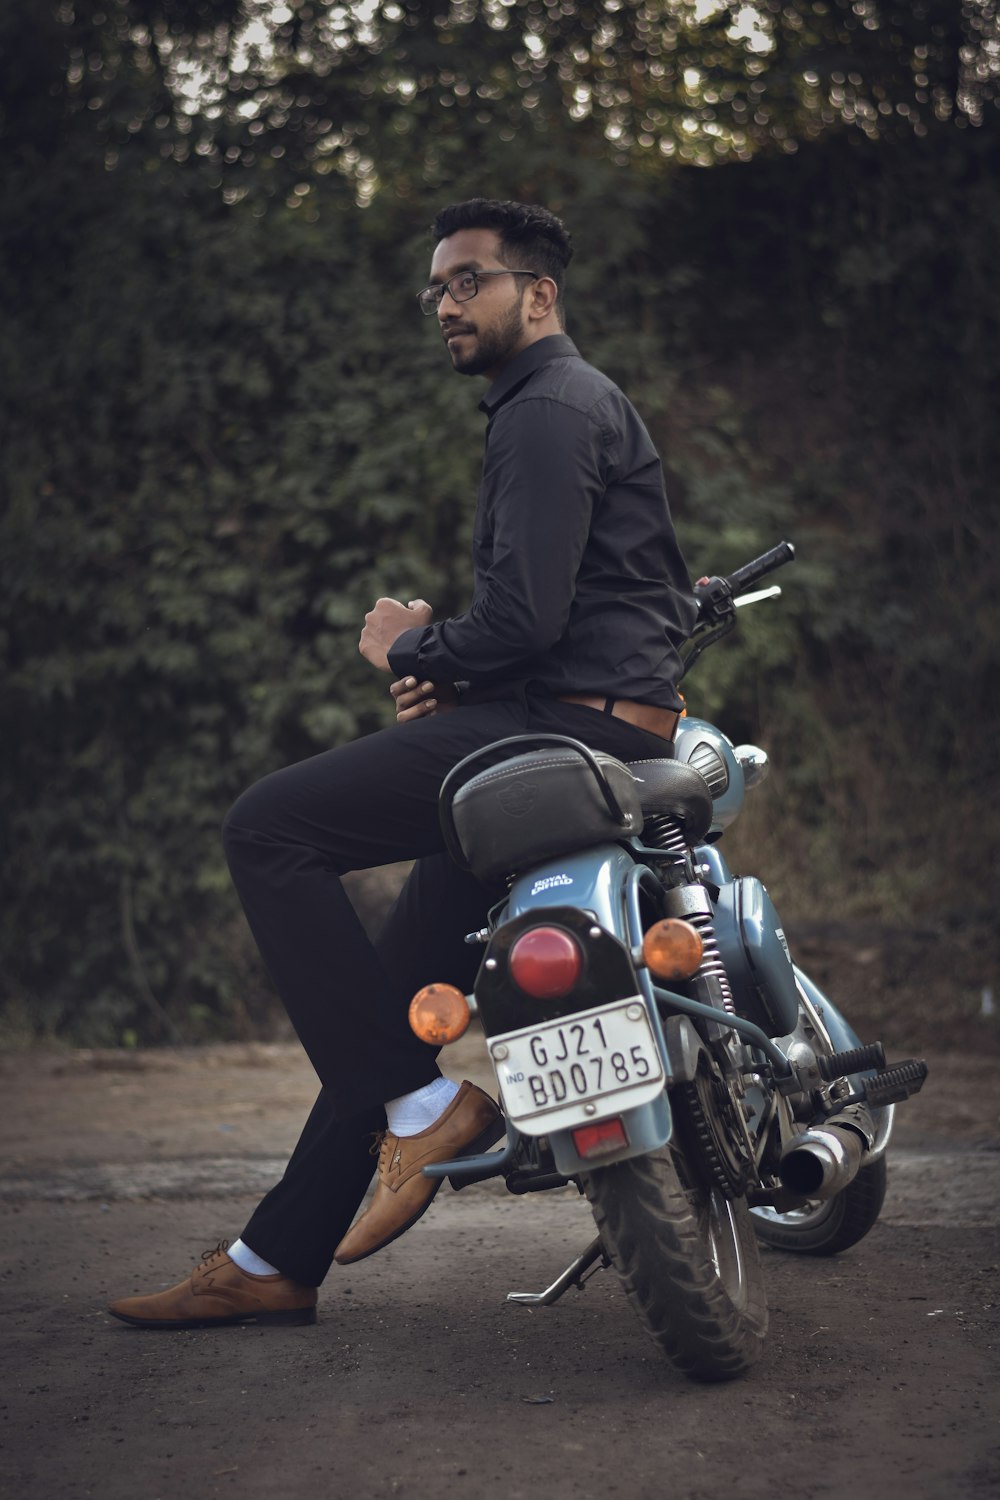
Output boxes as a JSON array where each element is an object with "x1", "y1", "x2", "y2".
[{"x1": 406, "y1": 542, "x2": 927, "y2": 1381}]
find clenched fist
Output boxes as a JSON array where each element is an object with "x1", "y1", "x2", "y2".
[{"x1": 359, "y1": 597, "x2": 433, "y2": 672}]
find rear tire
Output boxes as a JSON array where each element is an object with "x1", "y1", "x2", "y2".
[
  {"x1": 751, "y1": 1156, "x2": 888, "y2": 1256},
  {"x1": 582, "y1": 1146, "x2": 768, "y2": 1382}
]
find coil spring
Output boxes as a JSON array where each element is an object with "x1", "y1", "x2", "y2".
[
  {"x1": 686, "y1": 908, "x2": 736, "y2": 1015},
  {"x1": 643, "y1": 815, "x2": 736, "y2": 1016},
  {"x1": 642, "y1": 813, "x2": 688, "y2": 858}
]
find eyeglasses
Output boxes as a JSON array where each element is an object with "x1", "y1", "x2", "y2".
[{"x1": 416, "y1": 268, "x2": 540, "y2": 316}]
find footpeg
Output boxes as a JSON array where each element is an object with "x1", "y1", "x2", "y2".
[
  {"x1": 422, "y1": 1125, "x2": 513, "y2": 1190},
  {"x1": 863, "y1": 1058, "x2": 928, "y2": 1107},
  {"x1": 506, "y1": 1236, "x2": 609, "y2": 1307},
  {"x1": 818, "y1": 1043, "x2": 886, "y2": 1080}
]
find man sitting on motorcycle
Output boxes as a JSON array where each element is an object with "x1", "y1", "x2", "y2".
[{"x1": 108, "y1": 197, "x2": 697, "y2": 1329}]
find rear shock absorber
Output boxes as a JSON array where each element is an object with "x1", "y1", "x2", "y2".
[
  {"x1": 662, "y1": 881, "x2": 736, "y2": 1015},
  {"x1": 642, "y1": 813, "x2": 689, "y2": 860}
]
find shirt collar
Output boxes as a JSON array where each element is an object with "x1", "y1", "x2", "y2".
[{"x1": 478, "y1": 333, "x2": 580, "y2": 417}]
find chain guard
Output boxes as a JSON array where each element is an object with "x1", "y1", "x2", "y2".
[{"x1": 672, "y1": 1056, "x2": 755, "y2": 1200}]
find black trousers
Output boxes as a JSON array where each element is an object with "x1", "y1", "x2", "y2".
[{"x1": 228, "y1": 689, "x2": 674, "y2": 1286}]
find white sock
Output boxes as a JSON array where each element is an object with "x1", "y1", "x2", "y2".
[
  {"x1": 228, "y1": 1237, "x2": 281, "y2": 1277},
  {"x1": 385, "y1": 1076, "x2": 460, "y2": 1137}
]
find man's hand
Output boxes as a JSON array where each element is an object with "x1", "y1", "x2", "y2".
[
  {"x1": 390, "y1": 677, "x2": 458, "y2": 723},
  {"x1": 359, "y1": 597, "x2": 433, "y2": 672}
]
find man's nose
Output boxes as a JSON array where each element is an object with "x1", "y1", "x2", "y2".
[{"x1": 436, "y1": 285, "x2": 462, "y2": 322}]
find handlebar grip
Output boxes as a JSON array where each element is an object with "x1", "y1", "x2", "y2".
[{"x1": 726, "y1": 540, "x2": 795, "y2": 595}]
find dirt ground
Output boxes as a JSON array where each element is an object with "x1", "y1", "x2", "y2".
[{"x1": 1, "y1": 1035, "x2": 997, "y2": 1500}]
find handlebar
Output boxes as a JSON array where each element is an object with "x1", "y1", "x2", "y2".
[
  {"x1": 725, "y1": 540, "x2": 795, "y2": 596},
  {"x1": 680, "y1": 540, "x2": 796, "y2": 680}
]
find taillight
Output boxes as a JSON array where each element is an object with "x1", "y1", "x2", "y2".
[
  {"x1": 572, "y1": 1118, "x2": 629, "y2": 1160},
  {"x1": 508, "y1": 926, "x2": 582, "y2": 999}
]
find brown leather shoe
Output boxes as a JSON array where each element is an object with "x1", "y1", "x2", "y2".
[
  {"x1": 334, "y1": 1081, "x2": 504, "y2": 1265},
  {"x1": 107, "y1": 1243, "x2": 317, "y2": 1330}
]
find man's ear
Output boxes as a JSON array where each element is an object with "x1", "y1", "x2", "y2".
[{"x1": 526, "y1": 275, "x2": 560, "y2": 323}]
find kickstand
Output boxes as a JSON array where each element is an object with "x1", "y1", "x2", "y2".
[{"x1": 506, "y1": 1236, "x2": 610, "y2": 1308}]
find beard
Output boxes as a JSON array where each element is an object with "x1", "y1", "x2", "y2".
[{"x1": 445, "y1": 295, "x2": 527, "y2": 377}]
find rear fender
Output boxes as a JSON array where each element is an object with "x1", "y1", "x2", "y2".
[
  {"x1": 506, "y1": 842, "x2": 636, "y2": 931},
  {"x1": 492, "y1": 845, "x2": 674, "y2": 1170},
  {"x1": 547, "y1": 1092, "x2": 672, "y2": 1176}
]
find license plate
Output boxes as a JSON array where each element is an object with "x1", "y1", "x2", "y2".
[{"x1": 489, "y1": 998, "x2": 665, "y2": 1133}]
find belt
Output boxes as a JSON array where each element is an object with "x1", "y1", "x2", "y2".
[{"x1": 557, "y1": 694, "x2": 679, "y2": 742}]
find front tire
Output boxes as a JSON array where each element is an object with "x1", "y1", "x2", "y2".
[
  {"x1": 751, "y1": 1155, "x2": 888, "y2": 1255},
  {"x1": 582, "y1": 1146, "x2": 768, "y2": 1382}
]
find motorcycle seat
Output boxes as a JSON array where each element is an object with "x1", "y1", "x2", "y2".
[
  {"x1": 626, "y1": 759, "x2": 714, "y2": 844},
  {"x1": 448, "y1": 746, "x2": 642, "y2": 883}
]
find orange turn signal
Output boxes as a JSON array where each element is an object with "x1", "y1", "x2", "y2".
[
  {"x1": 408, "y1": 983, "x2": 472, "y2": 1045},
  {"x1": 641, "y1": 918, "x2": 704, "y2": 982}
]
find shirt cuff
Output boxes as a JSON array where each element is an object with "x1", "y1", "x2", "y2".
[{"x1": 387, "y1": 625, "x2": 428, "y2": 680}]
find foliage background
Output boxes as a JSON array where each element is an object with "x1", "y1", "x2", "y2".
[{"x1": 1, "y1": 0, "x2": 997, "y2": 1049}]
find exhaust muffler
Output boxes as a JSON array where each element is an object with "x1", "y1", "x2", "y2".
[{"x1": 778, "y1": 1123, "x2": 867, "y2": 1201}]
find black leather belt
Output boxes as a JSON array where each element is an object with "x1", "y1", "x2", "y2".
[{"x1": 557, "y1": 694, "x2": 679, "y2": 742}]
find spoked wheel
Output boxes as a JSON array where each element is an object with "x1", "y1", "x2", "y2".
[
  {"x1": 582, "y1": 1145, "x2": 768, "y2": 1382},
  {"x1": 751, "y1": 1155, "x2": 888, "y2": 1256}
]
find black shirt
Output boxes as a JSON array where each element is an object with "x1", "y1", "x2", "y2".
[{"x1": 388, "y1": 334, "x2": 697, "y2": 711}]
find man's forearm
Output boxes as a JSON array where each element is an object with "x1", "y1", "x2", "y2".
[{"x1": 387, "y1": 601, "x2": 560, "y2": 684}]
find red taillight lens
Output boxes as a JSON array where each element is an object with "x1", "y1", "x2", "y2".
[
  {"x1": 508, "y1": 926, "x2": 582, "y2": 999},
  {"x1": 572, "y1": 1118, "x2": 629, "y2": 1160}
]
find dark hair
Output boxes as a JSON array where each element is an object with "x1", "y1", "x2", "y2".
[{"x1": 431, "y1": 199, "x2": 573, "y2": 320}]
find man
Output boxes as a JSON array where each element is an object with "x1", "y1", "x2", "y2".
[{"x1": 108, "y1": 198, "x2": 697, "y2": 1329}]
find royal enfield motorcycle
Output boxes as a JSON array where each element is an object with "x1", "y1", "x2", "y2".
[{"x1": 406, "y1": 542, "x2": 927, "y2": 1382}]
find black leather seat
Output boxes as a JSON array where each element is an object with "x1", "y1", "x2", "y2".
[
  {"x1": 449, "y1": 746, "x2": 643, "y2": 882},
  {"x1": 626, "y1": 759, "x2": 715, "y2": 844}
]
